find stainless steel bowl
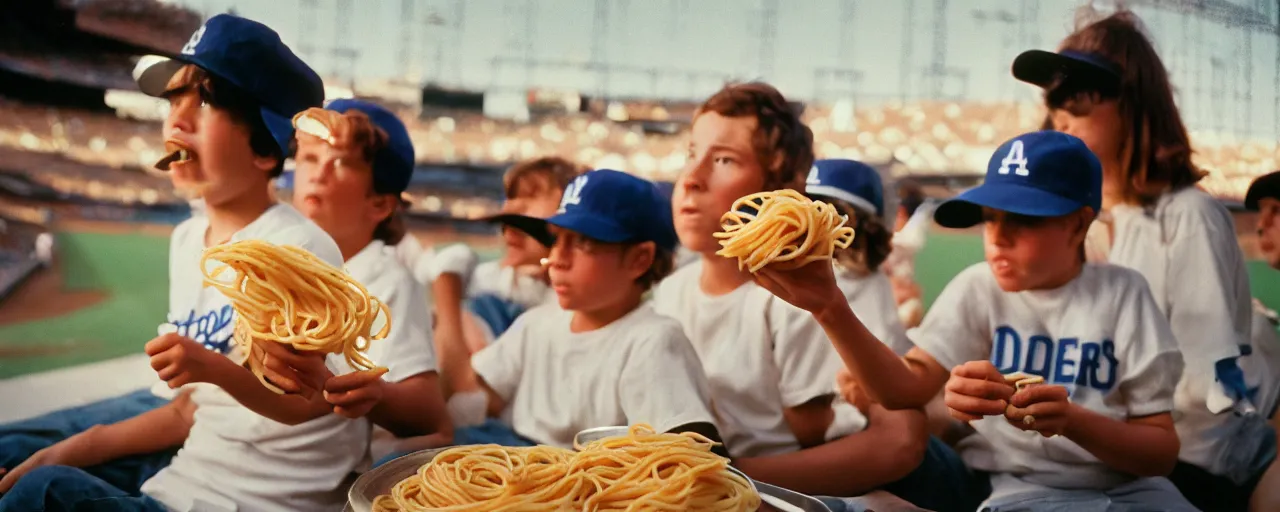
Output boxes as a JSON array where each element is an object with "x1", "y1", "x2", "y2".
[{"x1": 347, "y1": 432, "x2": 832, "y2": 512}]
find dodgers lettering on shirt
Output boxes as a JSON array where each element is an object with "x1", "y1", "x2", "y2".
[
  {"x1": 990, "y1": 326, "x2": 1118, "y2": 394},
  {"x1": 908, "y1": 262, "x2": 1184, "y2": 490},
  {"x1": 169, "y1": 305, "x2": 235, "y2": 354}
]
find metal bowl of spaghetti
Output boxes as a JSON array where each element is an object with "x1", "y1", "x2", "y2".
[{"x1": 347, "y1": 428, "x2": 831, "y2": 512}]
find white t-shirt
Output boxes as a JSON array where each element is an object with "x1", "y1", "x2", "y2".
[
  {"x1": 911, "y1": 263, "x2": 1183, "y2": 491},
  {"x1": 1106, "y1": 186, "x2": 1268, "y2": 476},
  {"x1": 835, "y1": 269, "x2": 913, "y2": 356},
  {"x1": 347, "y1": 239, "x2": 438, "y2": 463},
  {"x1": 653, "y1": 261, "x2": 862, "y2": 458},
  {"x1": 470, "y1": 303, "x2": 716, "y2": 448},
  {"x1": 140, "y1": 204, "x2": 369, "y2": 512}
]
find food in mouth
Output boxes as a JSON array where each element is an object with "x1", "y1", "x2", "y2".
[
  {"x1": 156, "y1": 140, "x2": 197, "y2": 171},
  {"x1": 293, "y1": 111, "x2": 336, "y2": 145}
]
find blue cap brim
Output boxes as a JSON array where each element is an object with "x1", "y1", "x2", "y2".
[
  {"x1": 934, "y1": 183, "x2": 1085, "y2": 229},
  {"x1": 545, "y1": 212, "x2": 632, "y2": 246},
  {"x1": 260, "y1": 108, "x2": 296, "y2": 158},
  {"x1": 1012, "y1": 49, "x2": 1121, "y2": 90},
  {"x1": 480, "y1": 213, "x2": 553, "y2": 246}
]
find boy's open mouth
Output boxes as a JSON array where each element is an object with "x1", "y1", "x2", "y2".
[{"x1": 156, "y1": 140, "x2": 197, "y2": 171}]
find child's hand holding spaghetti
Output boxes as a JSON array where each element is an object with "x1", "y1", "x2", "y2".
[
  {"x1": 145, "y1": 332, "x2": 231, "y2": 389},
  {"x1": 715, "y1": 189, "x2": 856, "y2": 272},
  {"x1": 716, "y1": 189, "x2": 854, "y2": 313}
]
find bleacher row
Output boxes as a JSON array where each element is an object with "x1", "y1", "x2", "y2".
[{"x1": 0, "y1": 96, "x2": 1276, "y2": 205}]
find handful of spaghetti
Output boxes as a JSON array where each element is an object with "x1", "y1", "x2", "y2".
[
  {"x1": 371, "y1": 424, "x2": 760, "y2": 512},
  {"x1": 715, "y1": 189, "x2": 855, "y2": 272},
  {"x1": 201, "y1": 239, "x2": 390, "y2": 393}
]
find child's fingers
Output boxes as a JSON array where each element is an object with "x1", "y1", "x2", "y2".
[
  {"x1": 946, "y1": 373, "x2": 1014, "y2": 402},
  {"x1": 944, "y1": 390, "x2": 1008, "y2": 418},
  {"x1": 259, "y1": 341, "x2": 321, "y2": 369},
  {"x1": 257, "y1": 362, "x2": 305, "y2": 394},
  {"x1": 952, "y1": 360, "x2": 1009, "y2": 385},
  {"x1": 148, "y1": 345, "x2": 183, "y2": 372},
  {"x1": 324, "y1": 368, "x2": 388, "y2": 394},
  {"x1": 1009, "y1": 383, "x2": 1069, "y2": 408},
  {"x1": 167, "y1": 371, "x2": 192, "y2": 389},
  {"x1": 143, "y1": 333, "x2": 183, "y2": 357},
  {"x1": 156, "y1": 364, "x2": 185, "y2": 382},
  {"x1": 948, "y1": 408, "x2": 986, "y2": 423}
]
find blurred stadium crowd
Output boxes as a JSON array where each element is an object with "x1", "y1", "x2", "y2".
[{"x1": 1, "y1": 0, "x2": 1277, "y2": 300}]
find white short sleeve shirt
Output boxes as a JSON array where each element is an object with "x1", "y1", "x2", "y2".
[
  {"x1": 141, "y1": 204, "x2": 370, "y2": 512},
  {"x1": 470, "y1": 303, "x2": 717, "y2": 448},
  {"x1": 910, "y1": 263, "x2": 1183, "y2": 490}
]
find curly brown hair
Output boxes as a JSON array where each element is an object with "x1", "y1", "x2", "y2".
[
  {"x1": 696, "y1": 82, "x2": 815, "y2": 191},
  {"x1": 633, "y1": 246, "x2": 675, "y2": 292},
  {"x1": 1050, "y1": 10, "x2": 1204, "y2": 206}
]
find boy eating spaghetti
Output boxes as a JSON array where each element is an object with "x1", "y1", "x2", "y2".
[
  {"x1": 654, "y1": 82, "x2": 971, "y2": 511},
  {"x1": 436, "y1": 169, "x2": 724, "y2": 454},
  {"x1": 0, "y1": 15, "x2": 368, "y2": 511},
  {"x1": 757, "y1": 131, "x2": 1197, "y2": 510}
]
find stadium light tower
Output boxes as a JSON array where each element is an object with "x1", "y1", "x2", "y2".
[
  {"x1": 758, "y1": 0, "x2": 778, "y2": 79},
  {"x1": 971, "y1": 7, "x2": 1017, "y2": 100},
  {"x1": 398, "y1": 0, "x2": 417, "y2": 83},
  {"x1": 592, "y1": 0, "x2": 610, "y2": 98}
]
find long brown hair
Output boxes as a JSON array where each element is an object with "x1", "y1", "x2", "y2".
[
  {"x1": 1050, "y1": 11, "x2": 1204, "y2": 206},
  {"x1": 696, "y1": 82, "x2": 815, "y2": 191},
  {"x1": 828, "y1": 199, "x2": 892, "y2": 276}
]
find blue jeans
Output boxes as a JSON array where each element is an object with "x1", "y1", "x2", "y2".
[
  {"x1": 0, "y1": 466, "x2": 166, "y2": 512},
  {"x1": 373, "y1": 419, "x2": 537, "y2": 468},
  {"x1": 819, "y1": 437, "x2": 987, "y2": 512},
  {"x1": 0, "y1": 389, "x2": 174, "y2": 495},
  {"x1": 468, "y1": 294, "x2": 528, "y2": 341}
]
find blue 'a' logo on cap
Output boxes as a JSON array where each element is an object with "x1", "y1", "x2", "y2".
[
  {"x1": 998, "y1": 140, "x2": 1031, "y2": 177},
  {"x1": 806, "y1": 165, "x2": 821, "y2": 185},
  {"x1": 182, "y1": 24, "x2": 206, "y2": 56},
  {"x1": 559, "y1": 174, "x2": 588, "y2": 213}
]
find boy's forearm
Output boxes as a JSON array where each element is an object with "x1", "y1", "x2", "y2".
[
  {"x1": 1062, "y1": 405, "x2": 1179, "y2": 477},
  {"x1": 368, "y1": 373, "x2": 451, "y2": 438},
  {"x1": 814, "y1": 303, "x2": 938, "y2": 409},
  {"x1": 210, "y1": 362, "x2": 332, "y2": 425},
  {"x1": 77, "y1": 397, "x2": 194, "y2": 466},
  {"x1": 735, "y1": 407, "x2": 927, "y2": 497},
  {"x1": 432, "y1": 275, "x2": 481, "y2": 398}
]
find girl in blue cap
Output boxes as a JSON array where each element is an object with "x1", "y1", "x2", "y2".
[{"x1": 1013, "y1": 11, "x2": 1276, "y2": 510}]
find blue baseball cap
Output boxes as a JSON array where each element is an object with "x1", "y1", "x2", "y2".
[
  {"x1": 320, "y1": 99, "x2": 415, "y2": 195},
  {"x1": 532, "y1": 169, "x2": 678, "y2": 251},
  {"x1": 1012, "y1": 49, "x2": 1122, "y2": 94},
  {"x1": 806, "y1": 159, "x2": 884, "y2": 218},
  {"x1": 933, "y1": 131, "x2": 1102, "y2": 229},
  {"x1": 133, "y1": 14, "x2": 324, "y2": 157}
]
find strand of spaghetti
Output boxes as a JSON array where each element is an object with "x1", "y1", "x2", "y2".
[
  {"x1": 200, "y1": 239, "x2": 390, "y2": 393},
  {"x1": 715, "y1": 189, "x2": 855, "y2": 273}
]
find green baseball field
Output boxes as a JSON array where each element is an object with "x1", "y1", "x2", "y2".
[{"x1": 0, "y1": 230, "x2": 1277, "y2": 381}]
